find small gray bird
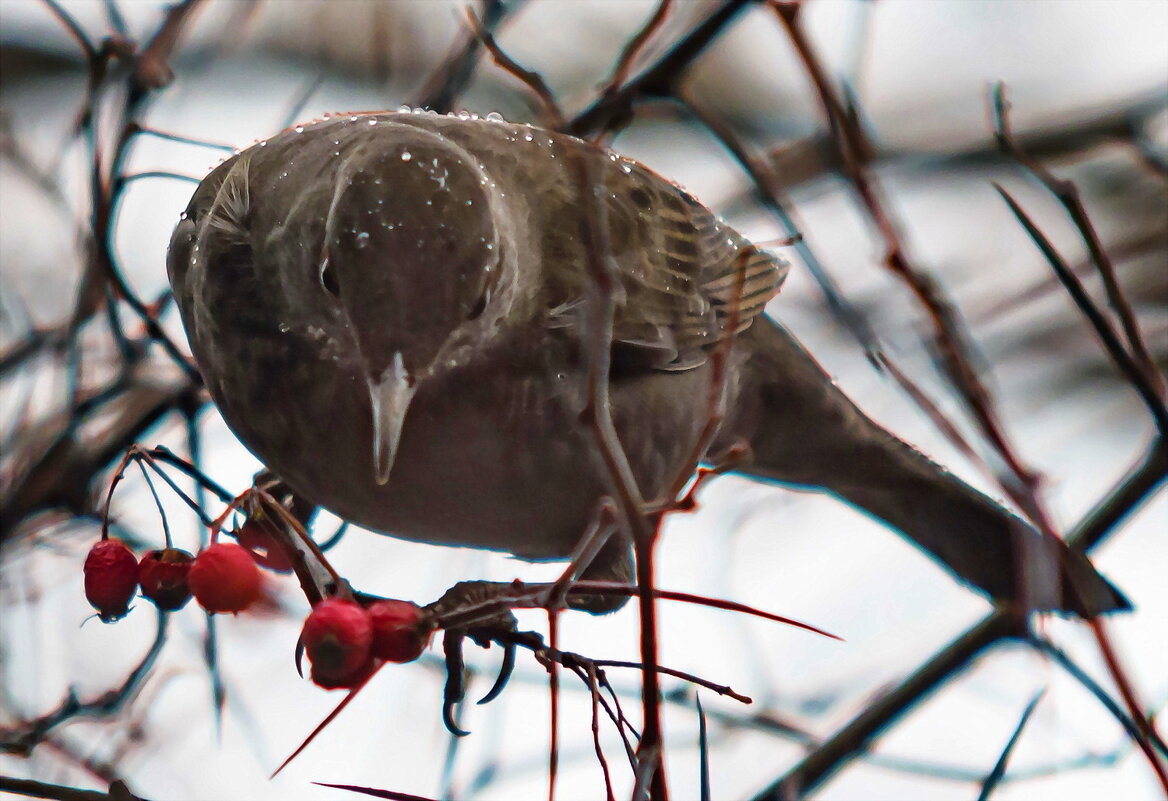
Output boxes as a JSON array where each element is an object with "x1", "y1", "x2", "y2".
[{"x1": 167, "y1": 111, "x2": 1126, "y2": 617}]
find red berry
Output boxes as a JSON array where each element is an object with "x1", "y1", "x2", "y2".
[
  {"x1": 84, "y1": 539, "x2": 140, "y2": 621},
  {"x1": 138, "y1": 548, "x2": 195, "y2": 611},
  {"x1": 311, "y1": 657, "x2": 375, "y2": 691},
  {"x1": 368, "y1": 600, "x2": 428, "y2": 663},
  {"x1": 301, "y1": 599, "x2": 374, "y2": 689},
  {"x1": 235, "y1": 519, "x2": 294, "y2": 573},
  {"x1": 189, "y1": 543, "x2": 263, "y2": 613}
]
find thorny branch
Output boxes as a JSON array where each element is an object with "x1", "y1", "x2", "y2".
[
  {"x1": 766, "y1": 3, "x2": 1165, "y2": 789},
  {"x1": 770, "y1": 0, "x2": 1056, "y2": 532}
]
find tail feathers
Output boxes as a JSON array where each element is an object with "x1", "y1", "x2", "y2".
[
  {"x1": 833, "y1": 451, "x2": 1130, "y2": 616},
  {"x1": 721, "y1": 317, "x2": 1129, "y2": 617}
]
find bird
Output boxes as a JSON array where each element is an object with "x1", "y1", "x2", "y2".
[{"x1": 167, "y1": 110, "x2": 1127, "y2": 618}]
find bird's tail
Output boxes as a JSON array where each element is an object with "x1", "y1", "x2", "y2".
[{"x1": 717, "y1": 316, "x2": 1129, "y2": 617}]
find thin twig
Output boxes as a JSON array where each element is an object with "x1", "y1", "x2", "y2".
[
  {"x1": 468, "y1": 9, "x2": 565, "y2": 129},
  {"x1": 992, "y1": 84, "x2": 1165, "y2": 401},
  {"x1": 994, "y1": 185, "x2": 1168, "y2": 434},
  {"x1": 569, "y1": 0, "x2": 755, "y2": 137},
  {"x1": 587, "y1": 663, "x2": 618, "y2": 801},
  {"x1": 0, "y1": 609, "x2": 168, "y2": 755},
  {"x1": 697, "y1": 694, "x2": 712, "y2": 801},
  {"x1": 411, "y1": 0, "x2": 525, "y2": 113},
  {"x1": 592, "y1": 660, "x2": 751, "y2": 705},
  {"x1": 39, "y1": 0, "x2": 97, "y2": 59},
  {"x1": 1088, "y1": 617, "x2": 1168, "y2": 789},
  {"x1": 976, "y1": 690, "x2": 1045, "y2": 800},
  {"x1": 1030, "y1": 636, "x2": 1168, "y2": 759},
  {"x1": 591, "y1": 0, "x2": 676, "y2": 143},
  {"x1": 134, "y1": 458, "x2": 172, "y2": 548}
]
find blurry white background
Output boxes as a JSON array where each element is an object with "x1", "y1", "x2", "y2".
[{"x1": 1, "y1": 1, "x2": 1165, "y2": 799}]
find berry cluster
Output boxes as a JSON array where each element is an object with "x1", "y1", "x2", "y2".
[
  {"x1": 84, "y1": 528, "x2": 430, "y2": 691},
  {"x1": 83, "y1": 535, "x2": 268, "y2": 621},
  {"x1": 300, "y1": 598, "x2": 431, "y2": 689}
]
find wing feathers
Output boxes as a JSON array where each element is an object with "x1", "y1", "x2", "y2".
[
  {"x1": 537, "y1": 141, "x2": 789, "y2": 371},
  {"x1": 604, "y1": 163, "x2": 788, "y2": 368}
]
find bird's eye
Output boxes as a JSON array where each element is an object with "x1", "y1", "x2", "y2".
[
  {"x1": 319, "y1": 255, "x2": 340, "y2": 297},
  {"x1": 467, "y1": 292, "x2": 488, "y2": 320}
]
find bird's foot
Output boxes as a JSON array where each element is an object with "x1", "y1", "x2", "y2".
[
  {"x1": 424, "y1": 577, "x2": 631, "y2": 735},
  {"x1": 425, "y1": 580, "x2": 528, "y2": 735}
]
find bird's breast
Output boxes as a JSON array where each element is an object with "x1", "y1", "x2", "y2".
[
  {"x1": 216, "y1": 327, "x2": 591, "y2": 557},
  {"x1": 203, "y1": 318, "x2": 717, "y2": 561}
]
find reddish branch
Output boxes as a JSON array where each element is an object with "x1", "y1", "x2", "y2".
[
  {"x1": 769, "y1": 0, "x2": 1056, "y2": 534},
  {"x1": 473, "y1": 17, "x2": 682, "y2": 797}
]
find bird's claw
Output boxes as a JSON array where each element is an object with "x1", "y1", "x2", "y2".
[
  {"x1": 477, "y1": 640, "x2": 516, "y2": 705},
  {"x1": 434, "y1": 583, "x2": 530, "y2": 735}
]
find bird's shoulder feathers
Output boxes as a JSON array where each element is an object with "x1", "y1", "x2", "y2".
[{"x1": 528, "y1": 137, "x2": 788, "y2": 371}]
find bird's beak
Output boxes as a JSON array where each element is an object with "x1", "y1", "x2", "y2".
[{"x1": 367, "y1": 352, "x2": 416, "y2": 485}]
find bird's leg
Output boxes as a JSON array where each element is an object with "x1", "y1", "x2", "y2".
[
  {"x1": 427, "y1": 580, "x2": 521, "y2": 733},
  {"x1": 542, "y1": 498, "x2": 622, "y2": 612},
  {"x1": 564, "y1": 530, "x2": 635, "y2": 614},
  {"x1": 425, "y1": 543, "x2": 635, "y2": 627},
  {"x1": 429, "y1": 495, "x2": 636, "y2": 630},
  {"x1": 428, "y1": 579, "x2": 524, "y2": 632}
]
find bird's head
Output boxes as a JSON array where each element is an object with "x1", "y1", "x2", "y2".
[
  {"x1": 316, "y1": 121, "x2": 510, "y2": 484},
  {"x1": 169, "y1": 117, "x2": 515, "y2": 488}
]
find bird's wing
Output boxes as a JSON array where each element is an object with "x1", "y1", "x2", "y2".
[{"x1": 583, "y1": 156, "x2": 789, "y2": 370}]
